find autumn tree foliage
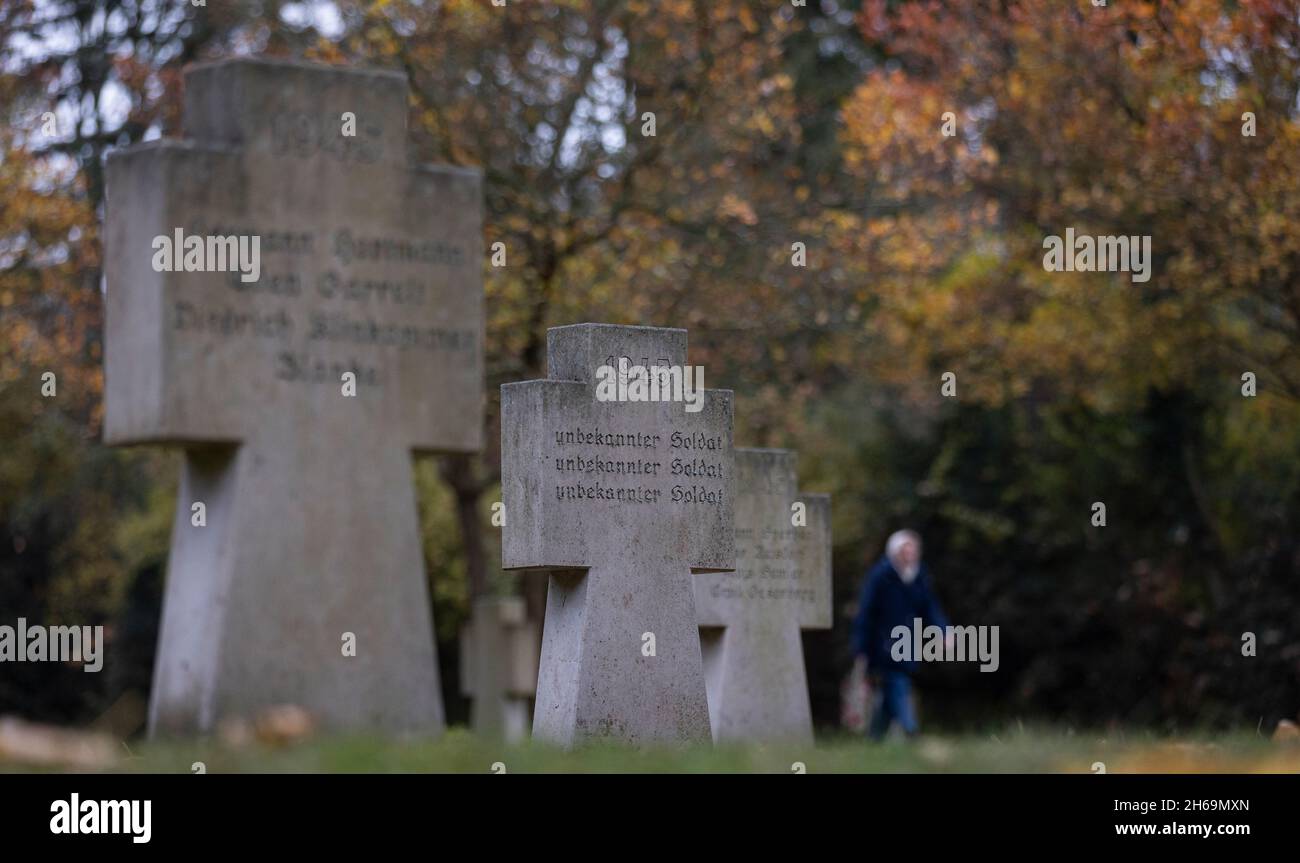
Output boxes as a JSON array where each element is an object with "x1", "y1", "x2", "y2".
[{"x1": 828, "y1": 0, "x2": 1300, "y2": 725}]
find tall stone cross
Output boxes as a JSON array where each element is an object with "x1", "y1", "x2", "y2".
[
  {"x1": 694, "y1": 449, "x2": 831, "y2": 743},
  {"x1": 103, "y1": 59, "x2": 483, "y2": 734},
  {"x1": 501, "y1": 324, "x2": 735, "y2": 746}
]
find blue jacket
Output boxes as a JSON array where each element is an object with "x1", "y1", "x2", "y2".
[{"x1": 851, "y1": 556, "x2": 949, "y2": 673}]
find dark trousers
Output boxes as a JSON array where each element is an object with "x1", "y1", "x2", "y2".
[{"x1": 869, "y1": 670, "x2": 918, "y2": 740}]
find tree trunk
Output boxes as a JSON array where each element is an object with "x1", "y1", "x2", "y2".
[{"x1": 441, "y1": 454, "x2": 487, "y2": 600}]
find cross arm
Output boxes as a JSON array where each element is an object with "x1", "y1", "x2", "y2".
[{"x1": 104, "y1": 141, "x2": 247, "y2": 446}]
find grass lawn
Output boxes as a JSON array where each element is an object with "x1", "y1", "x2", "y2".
[{"x1": 42, "y1": 727, "x2": 1296, "y2": 774}]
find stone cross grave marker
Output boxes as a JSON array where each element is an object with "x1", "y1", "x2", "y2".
[
  {"x1": 694, "y1": 449, "x2": 830, "y2": 743},
  {"x1": 103, "y1": 59, "x2": 483, "y2": 734},
  {"x1": 501, "y1": 324, "x2": 734, "y2": 746},
  {"x1": 459, "y1": 595, "x2": 539, "y2": 743}
]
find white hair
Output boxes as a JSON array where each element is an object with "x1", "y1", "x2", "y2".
[{"x1": 886, "y1": 529, "x2": 922, "y2": 583}]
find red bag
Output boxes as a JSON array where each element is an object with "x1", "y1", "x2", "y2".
[{"x1": 840, "y1": 658, "x2": 872, "y2": 732}]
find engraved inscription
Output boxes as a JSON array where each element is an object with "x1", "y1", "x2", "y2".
[
  {"x1": 550, "y1": 426, "x2": 726, "y2": 507},
  {"x1": 165, "y1": 222, "x2": 476, "y2": 389},
  {"x1": 271, "y1": 111, "x2": 382, "y2": 164}
]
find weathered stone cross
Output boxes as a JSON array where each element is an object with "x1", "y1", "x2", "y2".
[
  {"x1": 103, "y1": 59, "x2": 483, "y2": 734},
  {"x1": 694, "y1": 449, "x2": 831, "y2": 743},
  {"x1": 501, "y1": 324, "x2": 735, "y2": 746}
]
